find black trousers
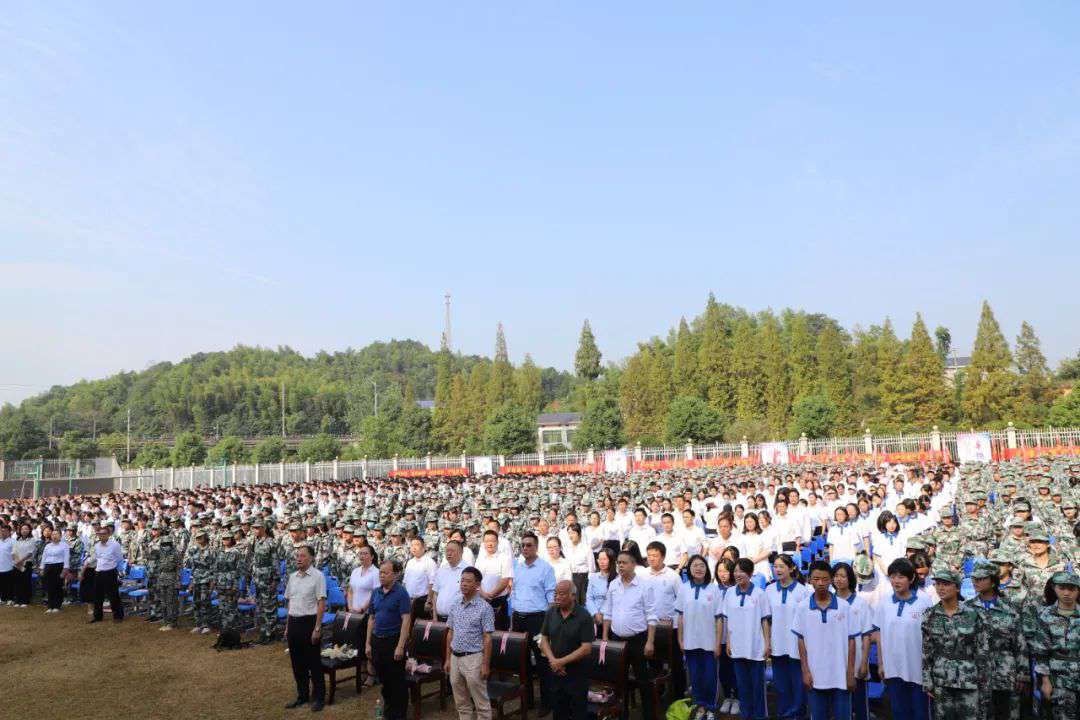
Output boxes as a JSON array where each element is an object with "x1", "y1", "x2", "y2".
[
  {"x1": 14, "y1": 566, "x2": 33, "y2": 605},
  {"x1": 572, "y1": 573, "x2": 589, "y2": 607},
  {"x1": 80, "y1": 569, "x2": 95, "y2": 603},
  {"x1": 93, "y1": 568, "x2": 124, "y2": 621},
  {"x1": 286, "y1": 614, "x2": 325, "y2": 702},
  {"x1": 512, "y1": 610, "x2": 551, "y2": 710},
  {"x1": 489, "y1": 595, "x2": 509, "y2": 631},
  {"x1": 371, "y1": 634, "x2": 408, "y2": 720},
  {"x1": 551, "y1": 667, "x2": 588, "y2": 720},
  {"x1": 0, "y1": 569, "x2": 13, "y2": 602},
  {"x1": 611, "y1": 631, "x2": 655, "y2": 720},
  {"x1": 44, "y1": 563, "x2": 64, "y2": 609}
]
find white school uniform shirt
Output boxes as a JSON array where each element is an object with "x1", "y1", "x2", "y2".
[
  {"x1": 838, "y1": 591, "x2": 873, "y2": 670},
  {"x1": 742, "y1": 532, "x2": 772, "y2": 578},
  {"x1": 645, "y1": 566, "x2": 682, "y2": 625},
  {"x1": 869, "y1": 530, "x2": 905, "y2": 568},
  {"x1": 655, "y1": 532, "x2": 685, "y2": 565},
  {"x1": 721, "y1": 583, "x2": 771, "y2": 661},
  {"x1": 627, "y1": 522, "x2": 657, "y2": 551},
  {"x1": 870, "y1": 588, "x2": 936, "y2": 685},
  {"x1": 583, "y1": 525, "x2": 605, "y2": 551},
  {"x1": 614, "y1": 511, "x2": 634, "y2": 537},
  {"x1": 433, "y1": 560, "x2": 466, "y2": 616},
  {"x1": 826, "y1": 522, "x2": 861, "y2": 561},
  {"x1": 678, "y1": 523, "x2": 706, "y2": 557},
  {"x1": 0, "y1": 537, "x2": 14, "y2": 572},
  {"x1": 766, "y1": 580, "x2": 811, "y2": 659},
  {"x1": 790, "y1": 593, "x2": 863, "y2": 691},
  {"x1": 598, "y1": 520, "x2": 623, "y2": 542},
  {"x1": 675, "y1": 582, "x2": 724, "y2": 651}
]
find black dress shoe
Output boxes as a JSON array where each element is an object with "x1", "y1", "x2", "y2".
[
  {"x1": 88, "y1": 618, "x2": 102, "y2": 624},
  {"x1": 285, "y1": 699, "x2": 308, "y2": 709},
  {"x1": 310, "y1": 701, "x2": 324, "y2": 712}
]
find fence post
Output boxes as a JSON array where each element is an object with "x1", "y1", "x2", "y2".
[
  {"x1": 460, "y1": 453, "x2": 467, "y2": 469},
  {"x1": 740, "y1": 437, "x2": 749, "y2": 458},
  {"x1": 362, "y1": 456, "x2": 368, "y2": 480},
  {"x1": 864, "y1": 429, "x2": 873, "y2": 454},
  {"x1": 634, "y1": 442, "x2": 643, "y2": 462},
  {"x1": 931, "y1": 426, "x2": 942, "y2": 452},
  {"x1": 333, "y1": 458, "x2": 339, "y2": 479},
  {"x1": 392, "y1": 454, "x2": 399, "y2": 472},
  {"x1": 538, "y1": 449, "x2": 545, "y2": 466},
  {"x1": 255, "y1": 463, "x2": 260, "y2": 485},
  {"x1": 685, "y1": 441, "x2": 694, "y2": 460},
  {"x1": 305, "y1": 461, "x2": 311, "y2": 483},
  {"x1": 586, "y1": 447, "x2": 595, "y2": 465},
  {"x1": 799, "y1": 433, "x2": 809, "y2": 456},
  {"x1": 279, "y1": 460, "x2": 285, "y2": 484},
  {"x1": 1006, "y1": 422, "x2": 1017, "y2": 449},
  {"x1": 425, "y1": 454, "x2": 432, "y2": 470}
]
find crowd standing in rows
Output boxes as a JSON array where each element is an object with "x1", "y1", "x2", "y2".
[{"x1": 1, "y1": 456, "x2": 1078, "y2": 720}]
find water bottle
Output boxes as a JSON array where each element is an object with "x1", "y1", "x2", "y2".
[{"x1": 374, "y1": 697, "x2": 384, "y2": 720}]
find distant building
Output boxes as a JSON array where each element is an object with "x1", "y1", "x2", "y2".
[
  {"x1": 415, "y1": 400, "x2": 436, "y2": 410},
  {"x1": 945, "y1": 355, "x2": 971, "y2": 384},
  {"x1": 537, "y1": 412, "x2": 581, "y2": 451}
]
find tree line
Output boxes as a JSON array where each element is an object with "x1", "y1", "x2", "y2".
[{"x1": 1, "y1": 297, "x2": 1078, "y2": 465}]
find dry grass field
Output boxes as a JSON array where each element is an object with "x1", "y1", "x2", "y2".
[{"x1": 0, "y1": 603, "x2": 456, "y2": 719}]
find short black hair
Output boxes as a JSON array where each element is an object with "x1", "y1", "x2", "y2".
[
  {"x1": 461, "y1": 566, "x2": 482, "y2": 583},
  {"x1": 645, "y1": 540, "x2": 667, "y2": 558},
  {"x1": 807, "y1": 560, "x2": 833, "y2": 577},
  {"x1": 886, "y1": 558, "x2": 916, "y2": 581}
]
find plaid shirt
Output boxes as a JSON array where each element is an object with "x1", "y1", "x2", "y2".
[{"x1": 447, "y1": 594, "x2": 495, "y2": 654}]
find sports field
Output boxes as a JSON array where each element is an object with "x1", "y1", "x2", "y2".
[{"x1": 0, "y1": 604, "x2": 454, "y2": 719}]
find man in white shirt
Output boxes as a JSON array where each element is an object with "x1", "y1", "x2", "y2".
[
  {"x1": 627, "y1": 508, "x2": 657, "y2": 551},
  {"x1": 655, "y1": 513, "x2": 687, "y2": 570},
  {"x1": 403, "y1": 537, "x2": 437, "y2": 620},
  {"x1": 475, "y1": 530, "x2": 513, "y2": 630},
  {"x1": 644, "y1": 539, "x2": 686, "y2": 698},
  {"x1": 0, "y1": 525, "x2": 14, "y2": 605},
  {"x1": 89, "y1": 524, "x2": 125, "y2": 623},
  {"x1": 602, "y1": 550, "x2": 658, "y2": 720},
  {"x1": 431, "y1": 540, "x2": 466, "y2": 621},
  {"x1": 678, "y1": 509, "x2": 706, "y2": 558}
]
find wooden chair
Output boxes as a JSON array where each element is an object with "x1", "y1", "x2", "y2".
[
  {"x1": 406, "y1": 619, "x2": 450, "y2": 720},
  {"x1": 320, "y1": 613, "x2": 367, "y2": 705},
  {"x1": 627, "y1": 621, "x2": 675, "y2": 718},
  {"x1": 587, "y1": 639, "x2": 628, "y2": 720},
  {"x1": 487, "y1": 631, "x2": 529, "y2": 720}
]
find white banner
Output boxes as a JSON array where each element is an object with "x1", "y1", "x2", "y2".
[
  {"x1": 603, "y1": 449, "x2": 629, "y2": 474},
  {"x1": 760, "y1": 442, "x2": 790, "y2": 465},
  {"x1": 956, "y1": 432, "x2": 993, "y2": 464},
  {"x1": 473, "y1": 456, "x2": 493, "y2": 475}
]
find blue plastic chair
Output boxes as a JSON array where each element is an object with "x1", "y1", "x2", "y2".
[
  {"x1": 327, "y1": 586, "x2": 347, "y2": 609},
  {"x1": 751, "y1": 573, "x2": 768, "y2": 590}
]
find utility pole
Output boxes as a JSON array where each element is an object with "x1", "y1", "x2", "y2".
[
  {"x1": 48, "y1": 417, "x2": 54, "y2": 450},
  {"x1": 280, "y1": 381, "x2": 286, "y2": 438},
  {"x1": 370, "y1": 379, "x2": 378, "y2": 416},
  {"x1": 443, "y1": 292, "x2": 452, "y2": 352},
  {"x1": 126, "y1": 408, "x2": 131, "y2": 464}
]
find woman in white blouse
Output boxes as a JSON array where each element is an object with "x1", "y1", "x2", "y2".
[
  {"x1": 38, "y1": 527, "x2": 70, "y2": 613},
  {"x1": 741, "y1": 513, "x2": 772, "y2": 580},
  {"x1": 346, "y1": 545, "x2": 380, "y2": 685},
  {"x1": 564, "y1": 523, "x2": 595, "y2": 605},
  {"x1": 585, "y1": 547, "x2": 617, "y2": 626},
  {"x1": 12, "y1": 523, "x2": 38, "y2": 608},
  {"x1": 545, "y1": 536, "x2": 572, "y2": 584},
  {"x1": 583, "y1": 511, "x2": 605, "y2": 552}
]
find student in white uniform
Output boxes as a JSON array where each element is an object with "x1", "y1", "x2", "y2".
[
  {"x1": 675, "y1": 554, "x2": 724, "y2": 713},
  {"x1": 825, "y1": 507, "x2": 861, "y2": 567},
  {"x1": 741, "y1": 513, "x2": 772, "y2": 580},
  {"x1": 722, "y1": 557, "x2": 771, "y2": 720},
  {"x1": 714, "y1": 558, "x2": 739, "y2": 714},
  {"x1": 655, "y1": 513, "x2": 687, "y2": 570},
  {"x1": 564, "y1": 523, "x2": 595, "y2": 605},
  {"x1": 791, "y1": 561, "x2": 860, "y2": 720},
  {"x1": 626, "y1": 508, "x2": 657, "y2": 551},
  {"x1": 544, "y1": 536, "x2": 572, "y2": 584},
  {"x1": 679, "y1": 509, "x2": 706, "y2": 559},
  {"x1": 829, "y1": 562, "x2": 873, "y2": 720},
  {"x1": 766, "y1": 554, "x2": 811, "y2": 720},
  {"x1": 869, "y1": 511, "x2": 905, "y2": 577},
  {"x1": 870, "y1": 558, "x2": 933, "y2": 720}
]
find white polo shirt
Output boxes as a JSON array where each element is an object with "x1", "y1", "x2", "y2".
[
  {"x1": 603, "y1": 574, "x2": 658, "y2": 638},
  {"x1": 475, "y1": 548, "x2": 513, "y2": 598},
  {"x1": 627, "y1": 522, "x2": 657, "y2": 551},
  {"x1": 654, "y1": 532, "x2": 685, "y2": 565},
  {"x1": 766, "y1": 579, "x2": 812, "y2": 659},
  {"x1": 721, "y1": 583, "x2": 771, "y2": 661},
  {"x1": 839, "y1": 591, "x2": 872, "y2": 670},
  {"x1": 826, "y1": 523, "x2": 861, "y2": 561},
  {"x1": 645, "y1": 566, "x2": 682, "y2": 625},
  {"x1": 674, "y1": 582, "x2": 723, "y2": 651},
  {"x1": 433, "y1": 561, "x2": 466, "y2": 616},
  {"x1": 403, "y1": 555, "x2": 437, "y2": 599},
  {"x1": 679, "y1": 523, "x2": 706, "y2": 557},
  {"x1": 870, "y1": 588, "x2": 935, "y2": 684},
  {"x1": 791, "y1": 593, "x2": 863, "y2": 691}
]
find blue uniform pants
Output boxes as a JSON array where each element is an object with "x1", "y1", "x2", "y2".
[
  {"x1": 885, "y1": 678, "x2": 929, "y2": 720},
  {"x1": 732, "y1": 659, "x2": 767, "y2": 720},
  {"x1": 851, "y1": 679, "x2": 869, "y2": 720},
  {"x1": 807, "y1": 688, "x2": 851, "y2": 720},
  {"x1": 771, "y1": 655, "x2": 806, "y2": 719},
  {"x1": 717, "y1": 647, "x2": 737, "y2": 699},
  {"x1": 684, "y1": 649, "x2": 717, "y2": 709}
]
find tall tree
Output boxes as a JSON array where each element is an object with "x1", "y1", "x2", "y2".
[
  {"x1": 850, "y1": 326, "x2": 882, "y2": 429},
  {"x1": 875, "y1": 318, "x2": 905, "y2": 429},
  {"x1": 575, "y1": 392, "x2": 625, "y2": 450},
  {"x1": 787, "y1": 314, "x2": 817, "y2": 403},
  {"x1": 815, "y1": 324, "x2": 855, "y2": 433},
  {"x1": 514, "y1": 354, "x2": 544, "y2": 413},
  {"x1": 731, "y1": 318, "x2": 764, "y2": 421},
  {"x1": 487, "y1": 323, "x2": 515, "y2": 409},
  {"x1": 962, "y1": 301, "x2": 1017, "y2": 425},
  {"x1": 574, "y1": 320, "x2": 602, "y2": 381},
  {"x1": 758, "y1": 313, "x2": 790, "y2": 436},
  {"x1": 934, "y1": 326, "x2": 952, "y2": 362},
  {"x1": 465, "y1": 363, "x2": 492, "y2": 454},
  {"x1": 672, "y1": 318, "x2": 699, "y2": 396},
  {"x1": 1014, "y1": 321, "x2": 1052, "y2": 424},
  {"x1": 895, "y1": 314, "x2": 947, "y2": 428},
  {"x1": 697, "y1": 295, "x2": 733, "y2": 415}
]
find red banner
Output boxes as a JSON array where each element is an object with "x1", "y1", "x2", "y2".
[
  {"x1": 631, "y1": 456, "x2": 758, "y2": 471},
  {"x1": 1004, "y1": 446, "x2": 1080, "y2": 460},
  {"x1": 793, "y1": 449, "x2": 951, "y2": 465},
  {"x1": 498, "y1": 463, "x2": 597, "y2": 475},
  {"x1": 389, "y1": 467, "x2": 469, "y2": 478}
]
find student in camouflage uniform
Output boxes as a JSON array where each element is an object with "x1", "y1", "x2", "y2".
[
  {"x1": 1030, "y1": 571, "x2": 1080, "y2": 720},
  {"x1": 958, "y1": 498, "x2": 993, "y2": 560},
  {"x1": 156, "y1": 534, "x2": 181, "y2": 630},
  {"x1": 967, "y1": 561, "x2": 1028, "y2": 720},
  {"x1": 933, "y1": 512, "x2": 963, "y2": 571},
  {"x1": 921, "y1": 567, "x2": 988, "y2": 720},
  {"x1": 248, "y1": 519, "x2": 280, "y2": 644},
  {"x1": 998, "y1": 519, "x2": 1029, "y2": 561},
  {"x1": 988, "y1": 549, "x2": 1030, "y2": 610},
  {"x1": 65, "y1": 526, "x2": 83, "y2": 603},
  {"x1": 1018, "y1": 527, "x2": 1070, "y2": 598},
  {"x1": 186, "y1": 528, "x2": 216, "y2": 634},
  {"x1": 214, "y1": 530, "x2": 243, "y2": 634},
  {"x1": 144, "y1": 524, "x2": 163, "y2": 621}
]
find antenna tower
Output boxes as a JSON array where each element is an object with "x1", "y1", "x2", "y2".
[{"x1": 443, "y1": 292, "x2": 452, "y2": 351}]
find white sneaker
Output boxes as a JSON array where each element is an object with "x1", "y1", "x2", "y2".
[
  {"x1": 45, "y1": 609, "x2": 52, "y2": 614},
  {"x1": 728, "y1": 699, "x2": 740, "y2": 716},
  {"x1": 191, "y1": 627, "x2": 201, "y2": 634},
  {"x1": 160, "y1": 625, "x2": 173, "y2": 632},
  {"x1": 200, "y1": 627, "x2": 211, "y2": 634}
]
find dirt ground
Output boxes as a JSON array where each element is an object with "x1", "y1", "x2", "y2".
[{"x1": 0, "y1": 603, "x2": 456, "y2": 719}]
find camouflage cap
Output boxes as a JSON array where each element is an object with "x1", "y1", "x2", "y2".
[
  {"x1": 1027, "y1": 527, "x2": 1051, "y2": 543},
  {"x1": 261, "y1": 519, "x2": 275, "y2": 530},
  {"x1": 905, "y1": 537, "x2": 927, "y2": 551},
  {"x1": 159, "y1": 535, "x2": 174, "y2": 545},
  {"x1": 853, "y1": 554, "x2": 874, "y2": 579},
  {"x1": 288, "y1": 522, "x2": 303, "y2": 532},
  {"x1": 930, "y1": 566, "x2": 961, "y2": 585},
  {"x1": 970, "y1": 561, "x2": 999, "y2": 580},
  {"x1": 343, "y1": 525, "x2": 356, "y2": 534},
  {"x1": 194, "y1": 529, "x2": 209, "y2": 539},
  {"x1": 988, "y1": 548, "x2": 1016, "y2": 565},
  {"x1": 1051, "y1": 571, "x2": 1080, "y2": 588}
]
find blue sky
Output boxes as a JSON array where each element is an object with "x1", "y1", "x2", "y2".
[{"x1": 3, "y1": 3, "x2": 1079, "y2": 404}]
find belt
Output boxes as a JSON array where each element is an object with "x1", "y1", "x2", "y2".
[
  {"x1": 452, "y1": 650, "x2": 480, "y2": 657},
  {"x1": 513, "y1": 610, "x2": 545, "y2": 617}
]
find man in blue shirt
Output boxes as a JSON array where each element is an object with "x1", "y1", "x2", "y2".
[
  {"x1": 510, "y1": 532, "x2": 556, "y2": 716},
  {"x1": 367, "y1": 559, "x2": 413, "y2": 720}
]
